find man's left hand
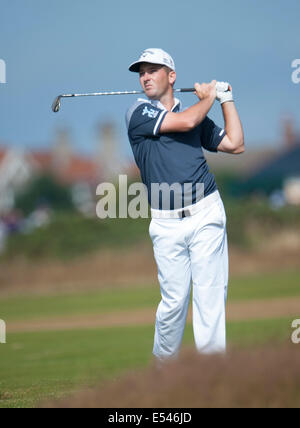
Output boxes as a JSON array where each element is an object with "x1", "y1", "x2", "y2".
[{"x1": 216, "y1": 82, "x2": 233, "y2": 104}]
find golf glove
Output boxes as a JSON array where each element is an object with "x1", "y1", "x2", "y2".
[{"x1": 216, "y1": 81, "x2": 233, "y2": 105}]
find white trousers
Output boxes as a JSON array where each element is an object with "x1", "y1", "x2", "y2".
[{"x1": 149, "y1": 191, "x2": 228, "y2": 359}]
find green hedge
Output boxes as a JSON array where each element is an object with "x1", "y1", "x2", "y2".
[
  {"x1": 1, "y1": 213, "x2": 150, "y2": 261},
  {"x1": 1, "y1": 199, "x2": 300, "y2": 261},
  {"x1": 15, "y1": 174, "x2": 74, "y2": 216},
  {"x1": 223, "y1": 197, "x2": 300, "y2": 247}
]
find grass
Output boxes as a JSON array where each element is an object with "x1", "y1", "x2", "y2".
[
  {"x1": 0, "y1": 269, "x2": 299, "y2": 322},
  {"x1": 0, "y1": 326, "x2": 154, "y2": 408},
  {"x1": 0, "y1": 287, "x2": 161, "y2": 322},
  {"x1": 228, "y1": 269, "x2": 300, "y2": 301},
  {"x1": 0, "y1": 317, "x2": 295, "y2": 408},
  {"x1": 0, "y1": 269, "x2": 299, "y2": 407}
]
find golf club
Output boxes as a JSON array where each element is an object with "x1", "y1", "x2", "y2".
[{"x1": 52, "y1": 83, "x2": 231, "y2": 113}]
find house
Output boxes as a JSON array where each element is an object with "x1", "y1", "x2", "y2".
[
  {"x1": 0, "y1": 124, "x2": 135, "y2": 216},
  {"x1": 234, "y1": 142, "x2": 300, "y2": 204},
  {"x1": 0, "y1": 146, "x2": 34, "y2": 215},
  {"x1": 0, "y1": 147, "x2": 101, "y2": 216}
]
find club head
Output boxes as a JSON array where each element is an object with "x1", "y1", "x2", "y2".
[{"x1": 52, "y1": 95, "x2": 62, "y2": 113}]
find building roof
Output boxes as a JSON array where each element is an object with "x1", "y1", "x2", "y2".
[
  {"x1": 56, "y1": 156, "x2": 99, "y2": 184},
  {"x1": 0, "y1": 146, "x2": 100, "y2": 185},
  {"x1": 0, "y1": 149, "x2": 7, "y2": 163},
  {"x1": 205, "y1": 146, "x2": 279, "y2": 175},
  {"x1": 237, "y1": 143, "x2": 300, "y2": 195},
  {"x1": 30, "y1": 152, "x2": 53, "y2": 170}
]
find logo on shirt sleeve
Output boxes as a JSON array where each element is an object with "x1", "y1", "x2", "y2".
[{"x1": 142, "y1": 105, "x2": 159, "y2": 119}]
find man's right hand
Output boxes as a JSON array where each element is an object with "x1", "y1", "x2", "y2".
[
  {"x1": 194, "y1": 80, "x2": 217, "y2": 101},
  {"x1": 160, "y1": 80, "x2": 217, "y2": 134}
]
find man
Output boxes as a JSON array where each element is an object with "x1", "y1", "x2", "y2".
[{"x1": 125, "y1": 48, "x2": 244, "y2": 361}]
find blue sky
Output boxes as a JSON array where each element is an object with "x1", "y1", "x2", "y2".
[{"x1": 0, "y1": 0, "x2": 299, "y2": 160}]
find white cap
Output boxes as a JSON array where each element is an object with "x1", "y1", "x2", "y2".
[{"x1": 129, "y1": 48, "x2": 175, "y2": 73}]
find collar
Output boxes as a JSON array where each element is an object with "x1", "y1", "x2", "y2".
[{"x1": 150, "y1": 98, "x2": 181, "y2": 112}]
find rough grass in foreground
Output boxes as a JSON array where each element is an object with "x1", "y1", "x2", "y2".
[
  {"x1": 0, "y1": 317, "x2": 294, "y2": 408},
  {"x1": 43, "y1": 344, "x2": 300, "y2": 408}
]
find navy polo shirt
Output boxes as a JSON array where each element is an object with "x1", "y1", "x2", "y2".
[{"x1": 125, "y1": 98, "x2": 226, "y2": 210}]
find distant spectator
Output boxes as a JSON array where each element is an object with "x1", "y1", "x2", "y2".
[{"x1": 2, "y1": 210, "x2": 23, "y2": 234}]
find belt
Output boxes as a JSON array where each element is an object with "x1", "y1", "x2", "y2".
[{"x1": 150, "y1": 191, "x2": 221, "y2": 219}]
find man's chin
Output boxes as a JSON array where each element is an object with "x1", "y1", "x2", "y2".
[{"x1": 144, "y1": 89, "x2": 159, "y2": 100}]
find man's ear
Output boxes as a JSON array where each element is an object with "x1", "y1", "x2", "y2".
[{"x1": 169, "y1": 70, "x2": 176, "y2": 86}]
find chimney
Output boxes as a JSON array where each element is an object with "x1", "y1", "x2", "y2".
[
  {"x1": 52, "y1": 128, "x2": 73, "y2": 172},
  {"x1": 282, "y1": 116, "x2": 297, "y2": 149},
  {"x1": 96, "y1": 121, "x2": 123, "y2": 182}
]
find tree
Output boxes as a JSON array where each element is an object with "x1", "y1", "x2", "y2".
[{"x1": 15, "y1": 174, "x2": 74, "y2": 216}]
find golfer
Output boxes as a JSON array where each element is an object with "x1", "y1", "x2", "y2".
[{"x1": 125, "y1": 48, "x2": 244, "y2": 361}]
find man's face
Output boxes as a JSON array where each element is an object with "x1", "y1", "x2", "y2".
[{"x1": 139, "y1": 63, "x2": 175, "y2": 99}]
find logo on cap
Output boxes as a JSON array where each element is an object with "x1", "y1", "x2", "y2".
[{"x1": 141, "y1": 50, "x2": 155, "y2": 57}]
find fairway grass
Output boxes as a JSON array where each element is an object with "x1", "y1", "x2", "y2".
[
  {"x1": 0, "y1": 269, "x2": 299, "y2": 322},
  {"x1": 0, "y1": 269, "x2": 299, "y2": 408},
  {"x1": 0, "y1": 317, "x2": 296, "y2": 408}
]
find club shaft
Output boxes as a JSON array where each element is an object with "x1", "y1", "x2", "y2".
[
  {"x1": 59, "y1": 88, "x2": 195, "y2": 98},
  {"x1": 52, "y1": 84, "x2": 231, "y2": 112}
]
